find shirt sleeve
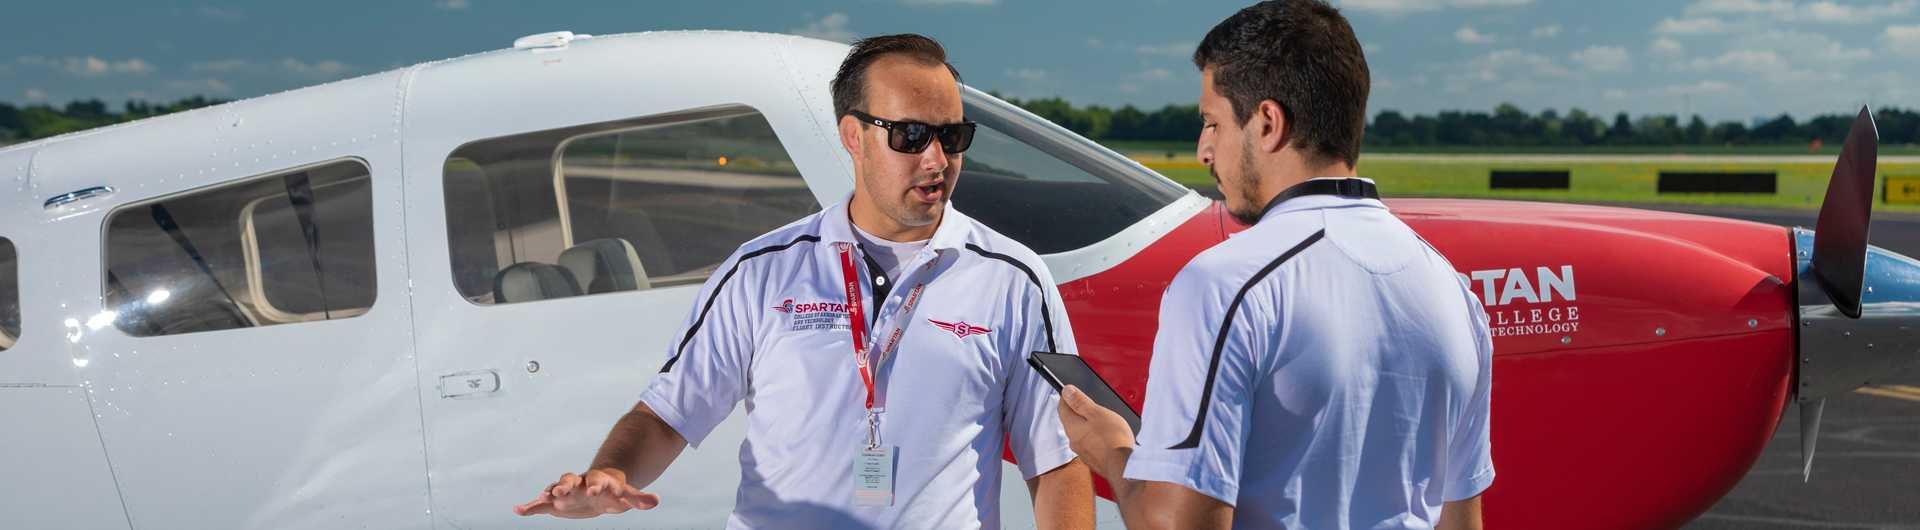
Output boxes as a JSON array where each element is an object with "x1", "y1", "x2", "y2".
[
  {"x1": 1123, "y1": 266, "x2": 1263, "y2": 506},
  {"x1": 1003, "y1": 262, "x2": 1080, "y2": 480},
  {"x1": 637, "y1": 251, "x2": 760, "y2": 448},
  {"x1": 1443, "y1": 282, "x2": 1496, "y2": 501}
]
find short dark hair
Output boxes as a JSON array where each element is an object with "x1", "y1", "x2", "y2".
[
  {"x1": 830, "y1": 34, "x2": 964, "y2": 118},
  {"x1": 1193, "y1": 0, "x2": 1369, "y2": 167}
]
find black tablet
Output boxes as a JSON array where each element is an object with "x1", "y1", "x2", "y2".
[{"x1": 1028, "y1": 351, "x2": 1142, "y2": 435}]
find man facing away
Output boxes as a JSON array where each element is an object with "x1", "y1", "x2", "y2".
[
  {"x1": 513, "y1": 34, "x2": 1095, "y2": 529},
  {"x1": 1058, "y1": 2, "x2": 1496, "y2": 529}
]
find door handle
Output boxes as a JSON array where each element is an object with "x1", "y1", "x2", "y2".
[{"x1": 438, "y1": 370, "x2": 500, "y2": 399}]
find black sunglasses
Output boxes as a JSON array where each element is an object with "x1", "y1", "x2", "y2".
[{"x1": 848, "y1": 109, "x2": 977, "y2": 154}]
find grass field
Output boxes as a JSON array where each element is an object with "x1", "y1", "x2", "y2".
[
  {"x1": 1105, "y1": 140, "x2": 1920, "y2": 157},
  {"x1": 1132, "y1": 154, "x2": 1920, "y2": 213}
]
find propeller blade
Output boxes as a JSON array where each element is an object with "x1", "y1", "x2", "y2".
[
  {"x1": 1809, "y1": 106, "x2": 1878, "y2": 318},
  {"x1": 1799, "y1": 398, "x2": 1825, "y2": 482}
]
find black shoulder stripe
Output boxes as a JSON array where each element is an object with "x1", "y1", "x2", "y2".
[
  {"x1": 1171, "y1": 229, "x2": 1326, "y2": 450},
  {"x1": 660, "y1": 234, "x2": 820, "y2": 373},
  {"x1": 963, "y1": 243, "x2": 1057, "y2": 352}
]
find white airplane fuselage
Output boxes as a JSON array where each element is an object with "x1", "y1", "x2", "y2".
[{"x1": 0, "y1": 31, "x2": 1194, "y2": 529}]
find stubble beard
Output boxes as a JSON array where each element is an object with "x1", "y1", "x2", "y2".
[{"x1": 1225, "y1": 142, "x2": 1265, "y2": 226}]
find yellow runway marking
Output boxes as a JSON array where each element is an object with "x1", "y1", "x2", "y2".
[{"x1": 1854, "y1": 386, "x2": 1920, "y2": 402}]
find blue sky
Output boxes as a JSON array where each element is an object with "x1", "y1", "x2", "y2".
[{"x1": 2, "y1": 0, "x2": 1917, "y2": 123}]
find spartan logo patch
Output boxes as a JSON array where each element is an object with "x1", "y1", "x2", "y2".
[
  {"x1": 927, "y1": 319, "x2": 992, "y2": 339},
  {"x1": 773, "y1": 298, "x2": 851, "y2": 332},
  {"x1": 1459, "y1": 265, "x2": 1581, "y2": 338}
]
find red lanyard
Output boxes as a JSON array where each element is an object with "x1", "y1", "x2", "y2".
[
  {"x1": 836, "y1": 242, "x2": 878, "y2": 410},
  {"x1": 835, "y1": 242, "x2": 928, "y2": 412}
]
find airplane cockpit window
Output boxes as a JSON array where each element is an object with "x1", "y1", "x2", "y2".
[
  {"x1": 443, "y1": 105, "x2": 818, "y2": 305},
  {"x1": 952, "y1": 90, "x2": 1189, "y2": 255},
  {"x1": 0, "y1": 237, "x2": 17, "y2": 350},
  {"x1": 103, "y1": 160, "x2": 378, "y2": 337}
]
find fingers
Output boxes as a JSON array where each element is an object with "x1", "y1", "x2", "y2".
[
  {"x1": 521, "y1": 471, "x2": 652, "y2": 518},
  {"x1": 621, "y1": 489, "x2": 662, "y2": 511},
  {"x1": 551, "y1": 472, "x2": 583, "y2": 497},
  {"x1": 513, "y1": 494, "x2": 555, "y2": 516},
  {"x1": 1060, "y1": 385, "x2": 1099, "y2": 416}
]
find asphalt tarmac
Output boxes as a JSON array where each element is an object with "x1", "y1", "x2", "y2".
[{"x1": 1189, "y1": 187, "x2": 1920, "y2": 529}]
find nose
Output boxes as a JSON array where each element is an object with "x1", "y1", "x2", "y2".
[
  {"x1": 1196, "y1": 128, "x2": 1214, "y2": 166},
  {"x1": 918, "y1": 136, "x2": 950, "y2": 174}
]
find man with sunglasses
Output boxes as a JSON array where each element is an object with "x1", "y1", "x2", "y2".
[{"x1": 514, "y1": 33, "x2": 1095, "y2": 529}]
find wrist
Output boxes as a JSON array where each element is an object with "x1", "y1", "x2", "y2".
[
  {"x1": 589, "y1": 466, "x2": 629, "y2": 483},
  {"x1": 1091, "y1": 445, "x2": 1132, "y2": 484}
]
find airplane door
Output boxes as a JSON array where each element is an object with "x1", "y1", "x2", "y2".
[
  {"x1": 402, "y1": 48, "x2": 837, "y2": 527},
  {"x1": 0, "y1": 149, "x2": 132, "y2": 530},
  {"x1": 34, "y1": 73, "x2": 431, "y2": 529}
]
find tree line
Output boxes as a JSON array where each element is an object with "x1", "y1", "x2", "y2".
[
  {"x1": 0, "y1": 97, "x2": 227, "y2": 144},
  {"x1": 4, "y1": 95, "x2": 1917, "y2": 149},
  {"x1": 998, "y1": 94, "x2": 1920, "y2": 148}
]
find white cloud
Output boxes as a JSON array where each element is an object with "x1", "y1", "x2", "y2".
[
  {"x1": 1801, "y1": 0, "x2": 1916, "y2": 23},
  {"x1": 1005, "y1": 68, "x2": 1047, "y2": 81},
  {"x1": 1446, "y1": 49, "x2": 1571, "y2": 93},
  {"x1": 1656, "y1": 17, "x2": 1729, "y2": 34},
  {"x1": 1683, "y1": 49, "x2": 1818, "y2": 82},
  {"x1": 1887, "y1": 24, "x2": 1920, "y2": 56},
  {"x1": 197, "y1": 5, "x2": 244, "y2": 20},
  {"x1": 902, "y1": 0, "x2": 996, "y2": 5},
  {"x1": 44, "y1": 56, "x2": 154, "y2": 76},
  {"x1": 1682, "y1": 0, "x2": 1913, "y2": 24},
  {"x1": 190, "y1": 59, "x2": 248, "y2": 72},
  {"x1": 1134, "y1": 68, "x2": 1175, "y2": 81},
  {"x1": 23, "y1": 88, "x2": 46, "y2": 102},
  {"x1": 1685, "y1": 0, "x2": 1793, "y2": 15},
  {"x1": 1530, "y1": 24, "x2": 1562, "y2": 38},
  {"x1": 1602, "y1": 88, "x2": 1629, "y2": 100},
  {"x1": 433, "y1": 0, "x2": 469, "y2": 10},
  {"x1": 1651, "y1": 37, "x2": 1686, "y2": 57},
  {"x1": 280, "y1": 58, "x2": 350, "y2": 78},
  {"x1": 1339, "y1": 0, "x2": 1530, "y2": 14},
  {"x1": 792, "y1": 12, "x2": 855, "y2": 43},
  {"x1": 1664, "y1": 80, "x2": 1734, "y2": 95},
  {"x1": 1571, "y1": 46, "x2": 1632, "y2": 73},
  {"x1": 1455, "y1": 26, "x2": 1495, "y2": 44},
  {"x1": 164, "y1": 78, "x2": 233, "y2": 95},
  {"x1": 1084, "y1": 38, "x2": 1104, "y2": 49},
  {"x1": 1135, "y1": 42, "x2": 1195, "y2": 57},
  {"x1": 1745, "y1": 30, "x2": 1871, "y2": 63}
]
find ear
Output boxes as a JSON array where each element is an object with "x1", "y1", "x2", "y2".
[
  {"x1": 838, "y1": 114, "x2": 865, "y2": 159},
  {"x1": 1254, "y1": 100, "x2": 1289, "y2": 154}
]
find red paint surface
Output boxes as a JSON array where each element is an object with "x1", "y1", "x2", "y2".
[{"x1": 1050, "y1": 198, "x2": 1797, "y2": 529}]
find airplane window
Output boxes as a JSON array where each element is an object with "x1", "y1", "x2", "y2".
[
  {"x1": 103, "y1": 160, "x2": 378, "y2": 337},
  {"x1": 0, "y1": 238, "x2": 16, "y2": 350},
  {"x1": 952, "y1": 89, "x2": 1189, "y2": 255},
  {"x1": 443, "y1": 105, "x2": 819, "y2": 304}
]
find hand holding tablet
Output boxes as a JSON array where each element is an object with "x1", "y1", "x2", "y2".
[{"x1": 1028, "y1": 351, "x2": 1142, "y2": 435}]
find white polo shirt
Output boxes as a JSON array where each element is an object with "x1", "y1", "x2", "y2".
[
  {"x1": 640, "y1": 199, "x2": 1079, "y2": 530},
  {"x1": 1125, "y1": 178, "x2": 1495, "y2": 530}
]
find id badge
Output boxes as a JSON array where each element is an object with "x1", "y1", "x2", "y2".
[{"x1": 853, "y1": 446, "x2": 896, "y2": 507}]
